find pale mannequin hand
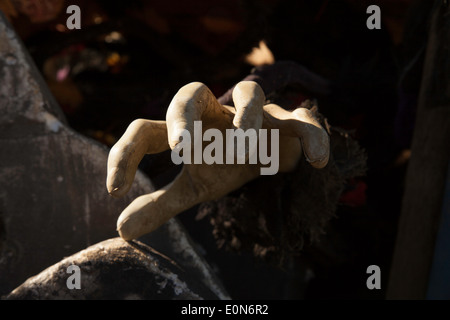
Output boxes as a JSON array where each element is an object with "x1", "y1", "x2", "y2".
[{"x1": 106, "y1": 81, "x2": 329, "y2": 240}]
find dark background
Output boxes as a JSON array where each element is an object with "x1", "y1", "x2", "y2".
[{"x1": 2, "y1": 0, "x2": 432, "y2": 299}]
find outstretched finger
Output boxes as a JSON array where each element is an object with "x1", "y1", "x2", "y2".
[
  {"x1": 229, "y1": 81, "x2": 265, "y2": 161},
  {"x1": 116, "y1": 166, "x2": 204, "y2": 240},
  {"x1": 107, "y1": 119, "x2": 169, "y2": 198},
  {"x1": 165, "y1": 82, "x2": 232, "y2": 151},
  {"x1": 263, "y1": 103, "x2": 330, "y2": 169},
  {"x1": 231, "y1": 81, "x2": 265, "y2": 131}
]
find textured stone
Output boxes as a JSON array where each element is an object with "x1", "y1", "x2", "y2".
[
  {"x1": 0, "y1": 11, "x2": 228, "y2": 299},
  {"x1": 5, "y1": 238, "x2": 217, "y2": 300}
]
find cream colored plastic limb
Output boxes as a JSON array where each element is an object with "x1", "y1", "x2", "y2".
[{"x1": 107, "y1": 81, "x2": 330, "y2": 240}]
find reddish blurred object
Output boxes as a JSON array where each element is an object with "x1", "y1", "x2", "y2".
[
  {"x1": 1, "y1": 0, "x2": 64, "y2": 23},
  {"x1": 339, "y1": 178, "x2": 367, "y2": 207},
  {"x1": 0, "y1": 0, "x2": 18, "y2": 20}
]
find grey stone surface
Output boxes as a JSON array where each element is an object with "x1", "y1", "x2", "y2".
[
  {"x1": 0, "y1": 11, "x2": 228, "y2": 299},
  {"x1": 5, "y1": 238, "x2": 216, "y2": 300}
]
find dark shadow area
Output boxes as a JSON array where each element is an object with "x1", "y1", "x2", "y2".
[{"x1": 1, "y1": 0, "x2": 434, "y2": 299}]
